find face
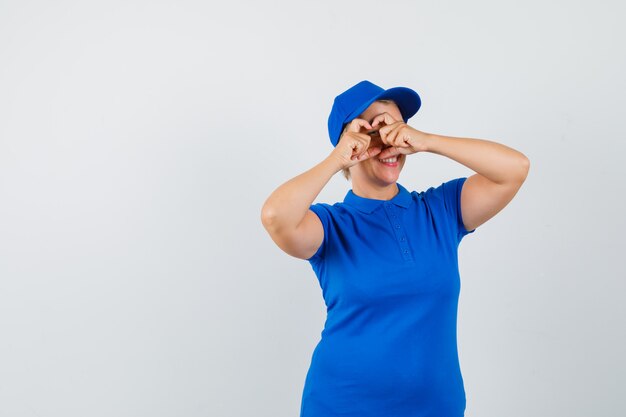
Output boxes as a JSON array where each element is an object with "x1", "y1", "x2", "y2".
[{"x1": 349, "y1": 100, "x2": 406, "y2": 187}]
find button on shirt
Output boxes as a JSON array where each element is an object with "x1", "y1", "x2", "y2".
[{"x1": 300, "y1": 177, "x2": 476, "y2": 417}]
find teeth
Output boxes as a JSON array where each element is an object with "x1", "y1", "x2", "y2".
[{"x1": 379, "y1": 157, "x2": 397, "y2": 163}]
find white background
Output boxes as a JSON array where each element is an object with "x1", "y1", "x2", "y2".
[{"x1": 1, "y1": 1, "x2": 624, "y2": 416}]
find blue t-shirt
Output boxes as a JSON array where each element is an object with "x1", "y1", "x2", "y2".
[{"x1": 300, "y1": 177, "x2": 476, "y2": 417}]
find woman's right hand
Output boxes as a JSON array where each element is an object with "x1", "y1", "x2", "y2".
[{"x1": 330, "y1": 118, "x2": 382, "y2": 169}]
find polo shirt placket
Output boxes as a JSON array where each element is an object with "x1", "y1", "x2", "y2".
[{"x1": 382, "y1": 200, "x2": 414, "y2": 263}]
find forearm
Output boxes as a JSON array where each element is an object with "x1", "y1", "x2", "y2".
[
  {"x1": 423, "y1": 132, "x2": 530, "y2": 184},
  {"x1": 261, "y1": 155, "x2": 342, "y2": 232}
]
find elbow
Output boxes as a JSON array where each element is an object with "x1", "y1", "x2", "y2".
[
  {"x1": 260, "y1": 203, "x2": 277, "y2": 230},
  {"x1": 514, "y1": 154, "x2": 530, "y2": 183},
  {"x1": 261, "y1": 201, "x2": 286, "y2": 233},
  {"x1": 520, "y1": 155, "x2": 530, "y2": 179}
]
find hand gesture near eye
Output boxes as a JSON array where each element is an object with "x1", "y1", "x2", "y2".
[
  {"x1": 330, "y1": 118, "x2": 382, "y2": 169},
  {"x1": 371, "y1": 113, "x2": 430, "y2": 159}
]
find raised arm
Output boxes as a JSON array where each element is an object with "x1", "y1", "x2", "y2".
[
  {"x1": 260, "y1": 119, "x2": 381, "y2": 259},
  {"x1": 372, "y1": 112, "x2": 530, "y2": 232},
  {"x1": 423, "y1": 133, "x2": 530, "y2": 232}
]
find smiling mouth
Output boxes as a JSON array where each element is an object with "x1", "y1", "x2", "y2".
[{"x1": 378, "y1": 155, "x2": 399, "y2": 165}]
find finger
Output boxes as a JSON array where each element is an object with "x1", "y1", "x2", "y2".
[
  {"x1": 365, "y1": 123, "x2": 382, "y2": 137},
  {"x1": 378, "y1": 146, "x2": 402, "y2": 160},
  {"x1": 346, "y1": 118, "x2": 372, "y2": 133},
  {"x1": 371, "y1": 113, "x2": 384, "y2": 129},
  {"x1": 386, "y1": 125, "x2": 408, "y2": 146},
  {"x1": 394, "y1": 127, "x2": 414, "y2": 148},
  {"x1": 363, "y1": 146, "x2": 382, "y2": 160},
  {"x1": 347, "y1": 136, "x2": 362, "y2": 160},
  {"x1": 356, "y1": 132, "x2": 372, "y2": 152},
  {"x1": 386, "y1": 122, "x2": 405, "y2": 146},
  {"x1": 353, "y1": 146, "x2": 381, "y2": 163},
  {"x1": 378, "y1": 121, "x2": 403, "y2": 144},
  {"x1": 372, "y1": 112, "x2": 398, "y2": 128},
  {"x1": 378, "y1": 125, "x2": 390, "y2": 145},
  {"x1": 349, "y1": 135, "x2": 372, "y2": 160},
  {"x1": 370, "y1": 114, "x2": 385, "y2": 129}
]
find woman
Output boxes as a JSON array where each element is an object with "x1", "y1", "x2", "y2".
[{"x1": 260, "y1": 80, "x2": 530, "y2": 417}]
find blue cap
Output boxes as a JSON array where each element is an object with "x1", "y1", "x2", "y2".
[{"x1": 327, "y1": 80, "x2": 421, "y2": 147}]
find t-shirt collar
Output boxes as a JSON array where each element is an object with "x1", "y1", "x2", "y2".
[{"x1": 343, "y1": 183, "x2": 411, "y2": 214}]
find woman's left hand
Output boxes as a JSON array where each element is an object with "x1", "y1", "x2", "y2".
[{"x1": 371, "y1": 113, "x2": 430, "y2": 159}]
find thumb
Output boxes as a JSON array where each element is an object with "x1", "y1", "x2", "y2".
[
  {"x1": 377, "y1": 146, "x2": 402, "y2": 159},
  {"x1": 356, "y1": 146, "x2": 382, "y2": 161}
]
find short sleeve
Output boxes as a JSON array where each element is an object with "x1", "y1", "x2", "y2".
[
  {"x1": 306, "y1": 203, "x2": 332, "y2": 262},
  {"x1": 439, "y1": 177, "x2": 476, "y2": 242}
]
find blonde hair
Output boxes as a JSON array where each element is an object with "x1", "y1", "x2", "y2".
[{"x1": 341, "y1": 99, "x2": 397, "y2": 181}]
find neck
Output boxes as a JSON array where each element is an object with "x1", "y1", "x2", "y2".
[{"x1": 351, "y1": 181, "x2": 399, "y2": 200}]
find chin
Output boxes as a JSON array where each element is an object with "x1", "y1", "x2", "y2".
[
  {"x1": 382, "y1": 175, "x2": 400, "y2": 185},
  {"x1": 375, "y1": 171, "x2": 401, "y2": 185},
  {"x1": 376, "y1": 164, "x2": 404, "y2": 184}
]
